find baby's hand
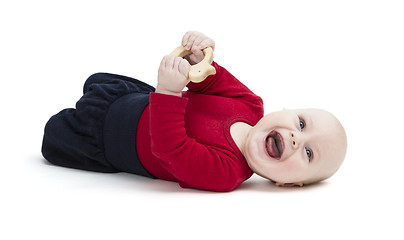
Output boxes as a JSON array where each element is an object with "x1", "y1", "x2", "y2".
[
  {"x1": 155, "y1": 55, "x2": 191, "y2": 97},
  {"x1": 182, "y1": 31, "x2": 215, "y2": 65}
]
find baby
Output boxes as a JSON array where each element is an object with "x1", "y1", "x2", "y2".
[{"x1": 42, "y1": 31, "x2": 347, "y2": 191}]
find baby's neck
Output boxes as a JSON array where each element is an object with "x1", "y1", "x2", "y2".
[{"x1": 230, "y1": 122, "x2": 252, "y2": 157}]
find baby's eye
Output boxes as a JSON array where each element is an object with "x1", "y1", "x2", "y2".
[
  {"x1": 305, "y1": 147, "x2": 313, "y2": 161},
  {"x1": 299, "y1": 119, "x2": 306, "y2": 131}
]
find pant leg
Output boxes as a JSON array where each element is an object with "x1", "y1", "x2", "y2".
[
  {"x1": 42, "y1": 73, "x2": 155, "y2": 174},
  {"x1": 84, "y1": 72, "x2": 155, "y2": 94},
  {"x1": 42, "y1": 108, "x2": 119, "y2": 173}
]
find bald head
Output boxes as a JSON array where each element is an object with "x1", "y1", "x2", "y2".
[{"x1": 299, "y1": 109, "x2": 347, "y2": 185}]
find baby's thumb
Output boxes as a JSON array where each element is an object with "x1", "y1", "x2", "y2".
[
  {"x1": 178, "y1": 58, "x2": 191, "y2": 77},
  {"x1": 192, "y1": 47, "x2": 204, "y2": 62}
]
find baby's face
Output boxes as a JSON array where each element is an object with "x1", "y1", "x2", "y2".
[{"x1": 244, "y1": 109, "x2": 347, "y2": 185}]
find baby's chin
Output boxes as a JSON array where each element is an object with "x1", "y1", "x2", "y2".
[
  {"x1": 255, "y1": 166, "x2": 309, "y2": 185},
  {"x1": 270, "y1": 172, "x2": 332, "y2": 186}
]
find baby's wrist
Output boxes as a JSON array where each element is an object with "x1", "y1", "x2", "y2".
[{"x1": 155, "y1": 86, "x2": 182, "y2": 97}]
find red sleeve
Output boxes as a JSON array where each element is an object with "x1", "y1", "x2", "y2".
[
  {"x1": 149, "y1": 92, "x2": 246, "y2": 192},
  {"x1": 186, "y1": 61, "x2": 262, "y2": 105}
]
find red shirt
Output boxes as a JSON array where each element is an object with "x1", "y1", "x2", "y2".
[{"x1": 136, "y1": 62, "x2": 264, "y2": 191}]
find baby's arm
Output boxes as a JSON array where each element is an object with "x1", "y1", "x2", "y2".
[
  {"x1": 149, "y1": 32, "x2": 249, "y2": 191},
  {"x1": 182, "y1": 32, "x2": 262, "y2": 105},
  {"x1": 156, "y1": 31, "x2": 257, "y2": 101}
]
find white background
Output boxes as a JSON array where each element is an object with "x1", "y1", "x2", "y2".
[{"x1": 1, "y1": 0, "x2": 403, "y2": 239}]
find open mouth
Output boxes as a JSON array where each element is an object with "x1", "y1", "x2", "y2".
[{"x1": 265, "y1": 130, "x2": 284, "y2": 159}]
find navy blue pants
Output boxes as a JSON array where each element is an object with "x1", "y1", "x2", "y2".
[{"x1": 42, "y1": 73, "x2": 155, "y2": 178}]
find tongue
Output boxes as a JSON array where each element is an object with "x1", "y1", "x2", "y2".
[{"x1": 266, "y1": 136, "x2": 280, "y2": 158}]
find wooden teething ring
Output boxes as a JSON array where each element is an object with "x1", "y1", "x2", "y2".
[{"x1": 169, "y1": 45, "x2": 216, "y2": 83}]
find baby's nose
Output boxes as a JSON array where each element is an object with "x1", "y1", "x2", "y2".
[{"x1": 290, "y1": 131, "x2": 299, "y2": 149}]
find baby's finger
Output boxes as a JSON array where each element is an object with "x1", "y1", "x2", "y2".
[
  {"x1": 173, "y1": 56, "x2": 182, "y2": 70},
  {"x1": 159, "y1": 55, "x2": 168, "y2": 70},
  {"x1": 185, "y1": 34, "x2": 199, "y2": 50},
  {"x1": 191, "y1": 46, "x2": 204, "y2": 60},
  {"x1": 182, "y1": 31, "x2": 192, "y2": 47},
  {"x1": 164, "y1": 55, "x2": 175, "y2": 69},
  {"x1": 199, "y1": 38, "x2": 215, "y2": 51},
  {"x1": 178, "y1": 58, "x2": 190, "y2": 77},
  {"x1": 192, "y1": 36, "x2": 204, "y2": 48}
]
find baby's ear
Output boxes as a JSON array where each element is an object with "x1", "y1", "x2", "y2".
[{"x1": 275, "y1": 182, "x2": 303, "y2": 187}]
